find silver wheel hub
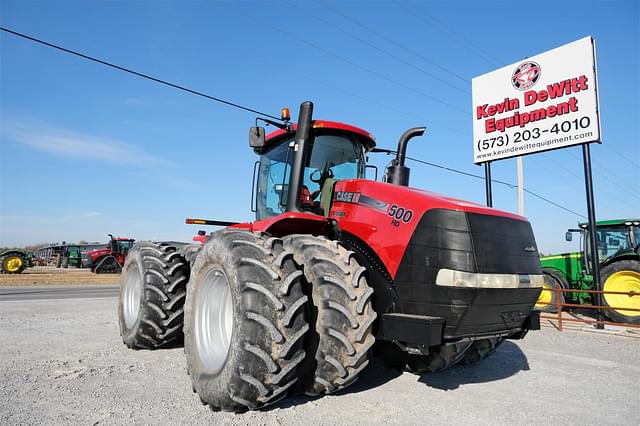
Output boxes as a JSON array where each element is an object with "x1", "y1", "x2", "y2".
[
  {"x1": 194, "y1": 268, "x2": 234, "y2": 373},
  {"x1": 123, "y1": 264, "x2": 142, "y2": 328}
]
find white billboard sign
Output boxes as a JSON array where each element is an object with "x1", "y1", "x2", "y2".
[{"x1": 472, "y1": 36, "x2": 600, "y2": 164}]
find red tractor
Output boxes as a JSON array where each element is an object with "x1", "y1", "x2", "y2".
[
  {"x1": 83, "y1": 234, "x2": 135, "y2": 273},
  {"x1": 118, "y1": 102, "x2": 542, "y2": 412}
]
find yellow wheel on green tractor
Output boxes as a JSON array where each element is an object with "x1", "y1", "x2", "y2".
[
  {"x1": 535, "y1": 272, "x2": 563, "y2": 313},
  {"x1": 601, "y1": 260, "x2": 640, "y2": 324},
  {"x1": 2, "y1": 254, "x2": 24, "y2": 274},
  {"x1": 535, "y1": 282, "x2": 553, "y2": 308}
]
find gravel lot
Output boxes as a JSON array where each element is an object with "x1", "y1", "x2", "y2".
[{"x1": 1, "y1": 293, "x2": 638, "y2": 425}]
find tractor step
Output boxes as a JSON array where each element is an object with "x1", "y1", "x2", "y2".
[{"x1": 377, "y1": 313, "x2": 445, "y2": 347}]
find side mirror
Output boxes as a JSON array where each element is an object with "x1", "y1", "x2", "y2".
[
  {"x1": 565, "y1": 232, "x2": 573, "y2": 242},
  {"x1": 249, "y1": 127, "x2": 266, "y2": 150}
]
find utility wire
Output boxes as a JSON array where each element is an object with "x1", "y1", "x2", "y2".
[
  {"x1": 401, "y1": 5, "x2": 639, "y2": 190},
  {"x1": 401, "y1": 2, "x2": 501, "y2": 67},
  {"x1": 0, "y1": 27, "x2": 282, "y2": 121},
  {"x1": 1, "y1": 25, "x2": 590, "y2": 219},
  {"x1": 318, "y1": 0, "x2": 471, "y2": 84},
  {"x1": 566, "y1": 149, "x2": 640, "y2": 198},
  {"x1": 535, "y1": 154, "x2": 632, "y2": 216},
  {"x1": 374, "y1": 149, "x2": 587, "y2": 218},
  {"x1": 405, "y1": 155, "x2": 587, "y2": 218},
  {"x1": 246, "y1": 13, "x2": 470, "y2": 116},
  {"x1": 300, "y1": 1, "x2": 469, "y2": 94}
]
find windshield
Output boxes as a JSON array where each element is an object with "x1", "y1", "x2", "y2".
[
  {"x1": 256, "y1": 133, "x2": 366, "y2": 220},
  {"x1": 117, "y1": 240, "x2": 134, "y2": 253},
  {"x1": 596, "y1": 226, "x2": 633, "y2": 259}
]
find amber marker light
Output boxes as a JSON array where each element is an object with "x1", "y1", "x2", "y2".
[{"x1": 281, "y1": 107, "x2": 290, "y2": 121}]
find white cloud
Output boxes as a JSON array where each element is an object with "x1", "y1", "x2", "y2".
[{"x1": 1, "y1": 117, "x2": 174, "y2": 169}]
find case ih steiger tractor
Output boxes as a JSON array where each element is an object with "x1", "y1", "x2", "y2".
[
  {"x1": 536, "y1": 219, "x2": 640, "y2": 323},
  {"x1": 118, "y1": 102, "x2": 543, "y2": 412},
  {"x1": 83, "y1": 234, "x2": 135, "y2": 273}
]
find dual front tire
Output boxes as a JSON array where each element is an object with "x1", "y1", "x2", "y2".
[
  {"x1": 119, "y1": 232, "x2": 376, "y2": 412},
  {"x1": 184, "y1": 231, "x2": 310, "y2": 411}
]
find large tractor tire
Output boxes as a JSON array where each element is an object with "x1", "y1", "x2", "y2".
[
  {"x1": 535, "y1": 269, "x2": 566, "y2": 313},
  {"x1": 1, "y1": 252, "x2": 27, "y2": 274},
  {"x1": 600, "y1": 260, "x2": 640, "y2": 324},
  {"x1": 405, "y1": 341, "x2": 472, "y2": 373},
  {"x1": 184, "y1": 230, "x2": 309, "y2": 412},
  {"x1": 118, "y1": 242, "x2": 190, "y2": 349},
  {"x1": 461, "y1": 337, "x2": 505, "y2": 365},
  {"x1": 283, "y1": 235, "x2": 376, "y2": 396}
]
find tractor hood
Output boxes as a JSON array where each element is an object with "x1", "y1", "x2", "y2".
[{"x1": 329, "y1": 179, "x2": 536, "y2": 278}]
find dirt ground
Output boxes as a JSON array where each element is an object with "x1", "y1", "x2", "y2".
[
  {"x1": 0, "y1": 266, "x2": 120, "y2": 286},
  {"x1": 1, "y1": 295, "x2": 638, "y2": 425}
]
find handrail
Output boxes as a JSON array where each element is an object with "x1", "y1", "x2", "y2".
[{"x1": 538, "y1": 286, "x2": 640, "y2": 331}]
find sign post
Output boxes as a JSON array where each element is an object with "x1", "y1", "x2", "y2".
[{"x1": 472, "y1": 36, "x2": 604, "y2": 328}]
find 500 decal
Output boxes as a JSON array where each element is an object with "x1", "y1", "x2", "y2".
[{"x1": 388, "y1": 204, "x2": 413, "y2": 224}]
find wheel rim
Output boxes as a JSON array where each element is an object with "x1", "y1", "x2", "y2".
[
  {"x1": 123, "y1": 264, "x2": 142, "y2": 328},
  {"x1": 535, "y1": 282, "x2": 553, "y2": 308},
  {"x1": 194, "y1": 267, "x2": 234, "y2": 373},
  {"x1": 4, "y1": 256, "x2": 22, "y2": 272},
  {"x1": 603, "y1": 271, "x2": 640, "y2": 318}
]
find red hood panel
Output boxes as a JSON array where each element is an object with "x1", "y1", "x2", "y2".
[{"x1": 329, "y1": 179, "x2": 529, "y2": 277}]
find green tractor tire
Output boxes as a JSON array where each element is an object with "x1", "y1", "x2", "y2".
[
  {"x1": 1, "y1": 252, "x2": 27, "y2": 274},
  {"x1": 601, "y1": 260, "x2": 640, "y2": 324},
  {"x1": 535, "y1": 269, "x2": 566, "y2": 313}
]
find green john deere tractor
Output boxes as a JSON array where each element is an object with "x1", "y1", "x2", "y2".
[
  {"x1": 0, "y1": 249, "x2": 34, "y2": 274},
  {"x1": 537, "y1": 219, "x2": 640, "y2": 324}
]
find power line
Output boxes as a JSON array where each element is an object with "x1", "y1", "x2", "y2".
[
  {"x1": 565, "y1": 149, "x2": 640, "y2": 198},
  {"x1": 372, "y1": 150, "x2": 587, "y2": 218},
  {"x1": 310, "y1": 1, "x2": 470, "y2": 93},
  {"x1": 0, "y1": 25, "x2": 592, "y2": 220},
  {"x1": 405, "y1": 155, "x2": 586, "y2": 218},
  {"x1": 535, "y1": 154, "x2": 632, "y2": 216},
  {"x1": 245, "y1": 13, "x2": 470, "y2": 116},
  {"x1": 0, "y1": 27, "x2": 282, "y2": 121},
  {"x1": 319, "y1": 0, "x2": 471, "y2": 84},
  {"x1": 401, "y1": 2, "x2": 502, "y2": 67}
]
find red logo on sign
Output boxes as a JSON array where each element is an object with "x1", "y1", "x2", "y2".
[{"x1": 511, "y1": 62, "x2": 541, "y2": 90}]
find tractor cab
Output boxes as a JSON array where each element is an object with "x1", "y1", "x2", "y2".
[
  {"x1": 109, "y1": 234, "x2": 135, "y2": 256},
  {"x1": 568, "y1": 219, "x2": 640, "y2": 265},
  {"x1": 254, "y1": 121, "x2": 374, "y2": 219}
]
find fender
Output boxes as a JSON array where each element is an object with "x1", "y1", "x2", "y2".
[
  {"x1": 601, "y1": 252, "x2": 640, "y2": 269},
  {"x1": 232, "y1": 212, "x2": 334, "y2": 238}
]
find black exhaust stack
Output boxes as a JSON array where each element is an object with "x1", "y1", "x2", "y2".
[
  {"x1": 386, "y1": 127, "x2": 426, "y2": 186},
  {"x1": 287, "y1": 101, "x2": 314, "y2": 212}
]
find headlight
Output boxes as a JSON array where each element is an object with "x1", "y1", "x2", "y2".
[{"x1": 436, "y1": 269, "x2": 544, "y2": 288}]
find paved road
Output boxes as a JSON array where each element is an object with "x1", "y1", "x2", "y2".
[
  {"x1": 1, "y1": 288, "x2": 638, "y2": 425},
  {"x1": 0, "y1": 285, "x2": 119, "y2": 301}
]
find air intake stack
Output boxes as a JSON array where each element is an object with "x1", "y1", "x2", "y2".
[{"x1": 385, "y1": 127, "x2": 426, "y2": 186}]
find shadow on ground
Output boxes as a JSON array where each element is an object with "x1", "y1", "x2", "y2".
[
  {"x1": 417, "y1": 341, "x2": 529, "y2": 390},
  {"x1": 264, "y1": 340, "x2": 529, "y2": 410}
]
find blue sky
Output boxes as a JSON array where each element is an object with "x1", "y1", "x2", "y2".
[{"x1": 1, "y1": 0, "x2": 638, "y2": 254}]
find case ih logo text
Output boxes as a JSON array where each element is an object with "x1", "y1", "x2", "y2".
[
  {"x1": 511, "y1": 62, "x2": 541, "y2": 91},
  {"x1": 334, "y1": 191, "x2": 361, "y2": 203}
]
